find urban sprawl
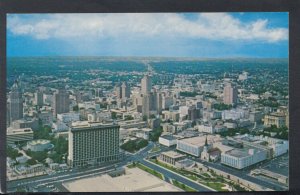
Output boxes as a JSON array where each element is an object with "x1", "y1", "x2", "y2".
[{"x1": 6, "y1": 57, "x2": 289, "y2": 192}]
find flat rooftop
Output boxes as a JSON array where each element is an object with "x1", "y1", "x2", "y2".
[
  {"x1": 225, "y1": 148, "x2": 250, "y2": 158},
  {"x1": 71, "y1": 121, "x2": 119, "y2": 131},
  {"x1": 160, "y1": 134, "x2": 176, "y2": 140},
  {"x1": 63, "y1": 167, "x2": 182, "y2": 192},
  {"x1": 7, "y1": 128, "x2": 33, "y2": 134},
  {"x1": 161, "y1": 151, "x2": 185, "y2": 159},
  {"x1": 178, "y1": 135, "x2": 222, "y2": 147}
]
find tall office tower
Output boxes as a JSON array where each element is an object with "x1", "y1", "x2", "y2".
[
  {"x1": 223, "y1": 83, "x2": 238, "y2": 105},
  {"x1": 115, "y1": 83, "x2": 122, "y2": 99},
  {"x1": 141, "y1": 75, "x2": 152, "y2": 94},
  {"x1": 9, "y1": 80, "x2": 23, "y2": 123},
  {"x1": 35, "y1": 90, "x2": 44, "y2": 107},
  {"x1": 53, "y1": 88, "x2": 70, "y2": 117},
  {"x1": 142, "y1": 94, "x2": 151, "y2": 118},
  {"x1": 75, "y1": 91, "x2": 82, "y2": 103},
  {"x1": 188, "y1": 106, "x2": 200, "y2": 121},
  {"x1": 156, "y1": 92, "x2": 163, "y2": 114},
  {"x1": 121, "y1": 82, "x2": 130, "y2": 99},
  {"x1": 68, "y1": 122, "x2": 120, "y2": 167},
  {"x1": 7, "y1": 102, "x2": 11, "y2": 127},
  {"x1": 95, "y1": 88, "x2": 104, "y2": 97}
]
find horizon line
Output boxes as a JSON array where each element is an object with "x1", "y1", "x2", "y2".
[{"x1": 6, "y1": 55, "x2": 289, "y2": 59}]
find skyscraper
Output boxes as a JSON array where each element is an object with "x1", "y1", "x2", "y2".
[
  {"x1": 223, "y1": 83, "x2": 238, "y2": 105},
  {"x1": 35, "y1": 90, "x2": 44, "y2": 107},
  {"x1": 53, "y1": 88, "x2": 70, "y2": 117},
  {"x1": 142, "y1": 94, "x2": 151, "y2": 118},
  {"x1": 121, "y1": 82, "x2": 130, "y2": 99},
  {"x1": 9, "y1": 80, "x2": 23, "y2": 123},
  {"x1": 68, "y1": 122, "x2": 120, "y2": 167},
  {"x1": 115, "y1": 83, "x2": 122, "y2": 99},
  {"x1": 141, "y1": 75, "x2": 152, "y2": 94}
]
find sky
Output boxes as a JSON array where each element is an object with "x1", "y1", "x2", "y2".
[{"x1": 7, "y1": 12, "x2": 288, "y2": 58}]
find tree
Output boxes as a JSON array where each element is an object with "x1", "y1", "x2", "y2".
[
  {"x1": 124, "y1": 115, "x2": 134, "y2": 121},
  {"x1": 7, "y1": 146, "x2": 19, "y2": 159},
  {"x1": 111, "y1": 112, "x2": 117, "y2": 119},
  {"x1": 73, "y1": 105, "x2": 79, "y2": 111},
  {"x1": 27, "y1": 158, "x2": 37, "y2": 165},
  {"x1": 143, "y1": 115, "x2": 148, "y2": 121}
]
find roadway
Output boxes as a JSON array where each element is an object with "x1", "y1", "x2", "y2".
[{"x1": 7, "y1": 141, "x2": 284, "y2": 192}]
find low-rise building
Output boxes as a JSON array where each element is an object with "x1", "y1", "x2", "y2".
[
  {"x1": 57, "y1": 112, "x2": 80, "y2": 123},
  {"x1": 158, "y1": 135, "x2": 177, "y2": 147},
  {"x1": 176, "y1": 135, "x2": 222, "y2": 157},
  {"x1": 264, "y1": 112, "x2": 286, "y2": 128},
  {"x1": 221, "y1": 147, "x2": 268, "y2": 169},
  {"x1": 7, "y1": 128, "x2": 34, "y2": 145},
  {"x1": 158, "y1": 151, "x2": 186, "y2": 166}
]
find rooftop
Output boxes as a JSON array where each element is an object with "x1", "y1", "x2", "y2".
[
  {"x1": 7, "y1": 128, "x2": 33, "y2": 135},
  {"x1": 71, "y1": 121, "x2": 119, "y2": 131},
  {"x1": 161, "y1": 151, "x2": 185, "y2": 159},
  {"x1": 160, "y1": 134, "x2": 176, "y2": 141},
  {"x1": 178, "y1": 135, "x2": 222, "y2": 147}
]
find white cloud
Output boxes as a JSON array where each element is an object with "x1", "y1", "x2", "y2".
[{"x1": 7, "y1": 13, "x2": 288, "y2": 42}]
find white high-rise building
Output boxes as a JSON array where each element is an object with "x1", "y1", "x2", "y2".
[{"x1": 68, "y1": 122, "x2": 120, "y2": 167}]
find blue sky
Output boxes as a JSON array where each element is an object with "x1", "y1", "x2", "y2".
[{"x1": 7, "y1": 12, "x2": 288, "y2": 58}]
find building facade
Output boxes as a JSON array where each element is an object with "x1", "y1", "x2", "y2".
[
  {"x1": 223, "y1": 83, "x2": 238, "y2": 105},
  {"x1": 68, "y1": 122, "x2": 120, "y2": 167},
  {"x1": 53, "y1": 89, "x2": 70, "y2": 117},
  {"x1": 9, "y1": 81, "x2": 23, "y2": 123},
  {"x1": 7, "y1": 128, "x2": 34, "y2": 145},
  {"x1": 263, "y1": 112, "x2": 286, "y2": 128}
]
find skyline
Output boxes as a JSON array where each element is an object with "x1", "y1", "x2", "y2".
[{"x1": 7, "y1": 12, "x2": 288, "y2": 58}]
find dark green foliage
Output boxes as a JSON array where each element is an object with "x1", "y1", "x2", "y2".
[
  {"x1": 149, "y1": 127, "x2": 163, "y2": 142},
  {"x1": 73, "y1": 105, "x2": 79, "y2": 111},
  {"x1": 180, "y1": 91, "x2": 200, "y2": 97},
  {"x1": 120, "y1": 138, "x2": 148, "y2": 153},
  {"x1": 213, "y1": 103, "x2": 232, "y2": 110},
  {"x1": 7, "y1": 146, "x2": 19, "y2": 159},
  {"x1": 124, "y1": 115, "x2": 134, "y2": 120}
]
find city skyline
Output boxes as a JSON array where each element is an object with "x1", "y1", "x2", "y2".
[{"x1": 7, "y1": 13, "x2": 288, "y2": 58}]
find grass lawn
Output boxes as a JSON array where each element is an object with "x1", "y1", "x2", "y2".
[
  {"x1": 136, "y1": 163, "x2": 164, "y2": 180},
  {"x1": 204, "y1": 182, "x2": 228, "y2": 191},
  {"x1": 172, "y1": 179, "x2": 197, "y2": 192},
  {"x1": 202, "y1": 173, "x2": 211, "y2": 178},
  {"x1": 126, "y1": 163, "x2": 136, "y2": 168},
  {"x1": 149, "y1": 146, "x2": 161, "y2": 153}
]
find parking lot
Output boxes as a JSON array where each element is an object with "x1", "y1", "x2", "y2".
[{"x1": 261, "y1": 153, "x2": 288, "y2": 177}]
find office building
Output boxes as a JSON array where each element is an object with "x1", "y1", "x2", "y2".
[
  {"x1": 264, "y1": 112, "x2": 287, "y2": 128},
  {"x1": 9, "y1": 80, "x2": 23, "y2": 123},
  {"x1": 115, "y1": 84, "x2": 122, "y2": 99},
  {"x1": 53, "y1": 89, "x2": 70, "y2": 117},
  {"x1": 176, "y1": 135, "x2": 222, "y2": 157},
  {"x1": 68, "y1": 122, "x2": 120, "y2": 167},
  {"x1": 221, "y1": 147, "x2": 268, "y2": 169},
  {"x1": 223, "y1": 83, "x2": 238, "y2": 105},
  {"x1": 121, "y1": 82, "x2": 130, "y2": 99},
  {"x1": 35, "y1": 90, "x2": 44, "y2": 107},
  {"x1": 141, "y1": 75, "x2": 152, "y2": 94}
]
